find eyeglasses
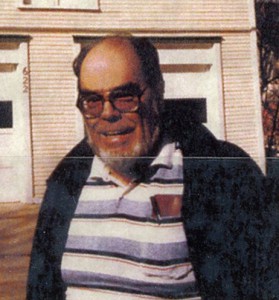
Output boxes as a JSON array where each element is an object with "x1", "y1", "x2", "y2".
[{"x1": 77, "y1": 83, "x2": 147, "y2": 119}]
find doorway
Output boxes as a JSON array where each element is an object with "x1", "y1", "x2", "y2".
[{"x1": 0, "y1": 36, "x2": 32, "y2": 202}]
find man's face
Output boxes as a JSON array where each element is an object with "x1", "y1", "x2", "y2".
[{"x1": 79, "y1": 39, "x2": 161, "y2": 172}]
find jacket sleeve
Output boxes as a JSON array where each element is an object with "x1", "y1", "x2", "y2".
[
  {"x1": 27, "y1": 140, "x2": 93, "y2": 299},
  {"x1": 26, "y1": 181, "x2": 73, "y2": 300},
  {"x1": 179, "y1": 127, "x2": 279, "y2": 299},
  {"x1": 217, "y1": 141, "x2": 279, "y2": 298}
]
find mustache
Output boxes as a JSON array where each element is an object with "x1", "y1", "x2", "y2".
[{"x1": 91, "y1": 121, "x2": 137, "y2": 135}]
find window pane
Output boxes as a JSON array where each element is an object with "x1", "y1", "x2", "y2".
[
  {"x1": 0, "y1": 101, "x2": 13, "y2": 128},
  {"x1": 164, "y1": 98, "x2": 206, "y2": 123}
]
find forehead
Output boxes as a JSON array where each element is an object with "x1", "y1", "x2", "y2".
[{"x1": 80, "y1": 40, "x2": 144, "y2": 91}]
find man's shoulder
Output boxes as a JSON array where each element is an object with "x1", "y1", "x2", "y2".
[
  {"x1": 173, "y1": 123, "x2": 247, "y2": 157},
  {"x1": 170, "y1": 122, "x2": 263, "y2": 177},
  {"x1": 47, "y1": 138, "x2": 94, "y2": 191},
  {"x1": 65, "y1": 138, "x2": 94, "y2": 158}
]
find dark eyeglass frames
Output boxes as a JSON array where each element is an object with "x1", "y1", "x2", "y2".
[{"x1": 77, "y1": 84, "x2": 148, "y2": 119}]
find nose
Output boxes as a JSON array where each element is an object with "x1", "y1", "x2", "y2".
[{"x1": 101, "y1": 99, "x2": 121, "y2": 121}]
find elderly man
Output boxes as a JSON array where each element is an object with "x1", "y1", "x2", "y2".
[{"x1": 27, "y1": 36, "x2": 278, "y2": 299}]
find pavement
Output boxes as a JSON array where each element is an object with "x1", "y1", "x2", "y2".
[{"x1": 0, "y1": 203, "x2": 40, "y2": 300}]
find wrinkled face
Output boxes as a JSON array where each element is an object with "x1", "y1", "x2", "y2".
[{"x1": 79, "y1": 39, "x2": 161, "y2": 173}]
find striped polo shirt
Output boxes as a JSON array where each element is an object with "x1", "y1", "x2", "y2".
[{"x1": 61, "y1": 142, "x2": 201, "y2": 299}]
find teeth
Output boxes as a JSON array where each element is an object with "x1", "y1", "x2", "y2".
[
  {"x1": 101, "y1": 128, "x2": 133, "y2": 136},
  {"x1": 105, "y1": 131, "x2": 121, "y2": 136}
]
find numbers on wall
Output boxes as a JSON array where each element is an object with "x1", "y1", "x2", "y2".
[{"x1": 23, "y1": 67, "x2": 29, "y2": 93}]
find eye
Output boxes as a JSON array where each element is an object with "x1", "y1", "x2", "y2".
[
  {"x1": 111, "y1": 87, "x2": 141, "y2": 112},
  {"x1": 114, "y1": 96, "x2": 138, "y2": 112},
  {"x1": 80, "y1": 94, "x2": 103, "y2": 112},
  {"x1": 85, "y1": 94, "x2": 103, "y2": 103},
  {"x1": 115, "y1": 95, "x2": 134, "y2": 102},
  {"x1": 111, "y1": 91, "x2": 134, "y2": 102}
]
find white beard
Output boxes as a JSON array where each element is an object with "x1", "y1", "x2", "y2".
[
  {"x1": 90, "y1": 126, "x2": 160, "y2": 178},
  {"x1": 97, "y1": 142, "x2": 145, "y2": 177}
]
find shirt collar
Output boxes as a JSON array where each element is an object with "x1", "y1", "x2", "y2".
[
  {"x1": 150, "y1": 142, "x2": 176, "y2": 169},
  {"x1": 89, "y1": 155, "x2": 109, "y2": 180}
]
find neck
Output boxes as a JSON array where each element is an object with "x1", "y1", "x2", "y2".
[
  {"x1": 102, "y1": 156, "x2": 153, "y2": 183},
  {"x1": 100, "y1": 141, "x2": 163, "y2": 182},
  {"x1": 105, "y1": 164, "x2": 134, "y2": 186}
]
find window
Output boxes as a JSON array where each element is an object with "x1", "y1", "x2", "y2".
[
  {"x1": 21, "y1": 0, "x2": 99, "y2": 10},
  {"x1": 152, "y1": 37, "x2": 225, "y2": 139},
  {"x1": 0, "y1": 101, "x2": 13, "y2": 128}
]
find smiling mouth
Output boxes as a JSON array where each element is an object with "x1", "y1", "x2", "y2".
[{"x1": 100, "y1": 127, "x2": 134, "y2": 136}]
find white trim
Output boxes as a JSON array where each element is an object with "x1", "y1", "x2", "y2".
[
  {"x1": 0, "y1": 40, "x2": 33, "y2": 202},
  {"x1": 19, "y1": 0, "x2": 99, "y2": 11},
  {"x1": 250, "y1": 30, "x2": 266, "y2": 173},
  {"x1": 0, "y1": 129, "x2": 14, "y2": 135},
  {"x1": 73, "y1": 42, "x2": 85, "y2": 142},
  {"x1": 248, "y1": 0, "x2": 257, "y2": 29},
  {"x1": 208, "y1": 42, "x2": 225, "y2": 139}
]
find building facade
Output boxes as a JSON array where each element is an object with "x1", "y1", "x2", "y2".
[{"x1": 0, "y1": 0, "x2": 264, "y2": 202}]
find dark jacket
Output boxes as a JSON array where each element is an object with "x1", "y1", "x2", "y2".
[{"x1": 27, "y1": 123, "x2": 279, "y2": 299}]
